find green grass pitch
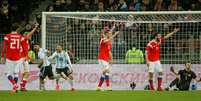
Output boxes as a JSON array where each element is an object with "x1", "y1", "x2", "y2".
[{"x1": 0, "y1": 90, "x2": 201, "y2": 101}]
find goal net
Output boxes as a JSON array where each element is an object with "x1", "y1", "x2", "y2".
[{"x1": 42, "y1": 11, "x2": 201, "y2": 64}]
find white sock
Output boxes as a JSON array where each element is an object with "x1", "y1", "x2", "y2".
[
  {"x1": 68, "y1": 79, "x2": 74, "y2": 88},
  {"x1": 40, "y1": 83, "x2": 45, "y2": 90},
  {"x1": 54, "y1": 74, "x2": 61, "y2": 79}
]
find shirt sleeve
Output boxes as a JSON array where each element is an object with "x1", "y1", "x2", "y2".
[
  {"x1": 21, "y1": 39, "x2": 28, "y2": 57},
  {"x1": 1, "y1": 36, "x2": 9, "y2": 58},
  {"x1": 65, "y1": 52, "x2": 72, "y2": 69},
  {"x1": 38, "y1": 49, "x2": 45, "y2": 59},
  {"x1": 191, "y1": 71, "x2": 197, "y2": 79},
  {"x1": 145, "y1": 44, "x2": 151, "y2": 54},
  {"x1": 48, "y1": 52, "x2": 57, "y2": 60},
  {"x1": 178, "y1": 70, "x2": 182, "y2": 75}
]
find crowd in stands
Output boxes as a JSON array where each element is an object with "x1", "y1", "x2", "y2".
[{"x1": 47, "y1": 0, "x2": 201, "y2": 12}]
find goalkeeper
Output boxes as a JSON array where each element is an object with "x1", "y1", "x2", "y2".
[{"x1": 166, "y1": 62, "x2": 201, "y2": 91}]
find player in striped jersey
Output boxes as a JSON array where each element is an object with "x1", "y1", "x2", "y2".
[
  {"x1": 48, "y1": 44, "x2": 74, "y2": 91},
  {"x1": 33, "y1": 43, "x2": 60, "y2": 90}
]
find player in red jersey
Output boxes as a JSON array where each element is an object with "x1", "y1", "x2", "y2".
[
  {"x1": 145, "y1": 28, "x2": 180, "y2": 91},
  {"x1": 96, "y1": 26, "x2": 119, "y2": 91},
  {"x1": 1, "y1": 23, "x2": 27, "y2": 93},
  {"x1": 19, "y1": 24, "x2": 39, "y2": 91}
]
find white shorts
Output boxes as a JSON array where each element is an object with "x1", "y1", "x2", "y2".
[
  {"x1": 19, "y1": 58, "x2": 29, "y2": 73},
  {"x1": 5, "y1": 59, "x2": 22, "y2": 75},
  {"x1": 148, "y1": 60, "x2": 163, "y2": 73},
  {"x1": 98, "y1": 59, "x2": 110, "y2": 70}
]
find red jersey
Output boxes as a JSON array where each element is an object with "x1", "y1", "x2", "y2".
[
  {"x1": 20, "y1": 36, "x2": 30, "y2": 58},
  {"x1": 1, "y1": 32, "x2": 26, "y2": 61},
  {"x1": 98, "y1": 39, "x2": 112, "y2": 62},
  {"x1": 146, "y1": 38, "x2": 164, "y2": 62}
]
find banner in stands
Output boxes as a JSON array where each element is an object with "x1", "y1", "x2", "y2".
[{"x1": 0, "y1": 64, "x2": 200, "y2": 90}]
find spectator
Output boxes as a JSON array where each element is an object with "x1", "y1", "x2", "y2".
[
  {"x1": 46, "y1": 4, "x2": 54, "y2": 12},
  {"x1": 142, "y1": 0, "x2": 153, "y2": 11},
  {"x1": 154, "y1": 0, "x2": 168, "y2": 11},
  {"x1": 168, "y1": 0, "x2": 178, "y2": 11},
  {"x1": 98, "y1": 2, "x2": 104, "y2": 11},
  {"x1": 133, "y1": 0, "x2": 141, "y2": 11},
  {"x1": 65, "y1": 0, "x2": 75, "y2": 11},
  {"x1": 118, "y1": 0, "x2": 128, "y2": 11},
  {"x1": 54, "y1": 0, "x2": 65, "y2": 11},
  {"x1": 28, "y1": 48, "x2": 36, "y2": 64},
  {"x1": 195, "y1": 0, "x2": 201, "y2": 10}
]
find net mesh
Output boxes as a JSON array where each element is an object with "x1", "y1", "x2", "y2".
[{"x1": 44, "y1": 12, "x2": 201, "y2": 64}]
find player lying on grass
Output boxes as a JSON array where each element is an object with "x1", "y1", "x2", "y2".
[
  {"x1": 165, "y1": 62, "x2": 201, "y2": 91},
  {"x1": 48, "y1": 44, "x2": 75, "y2": 91},
  {"x1": 33, "y1": 43, "x2": 60, "y2": 90},
  {"x1": 97, "y1": 25, "x2": 120, "y2": 91},
  {"x1": 145, "y1": 28, "x2": 180, "y2": 91}
]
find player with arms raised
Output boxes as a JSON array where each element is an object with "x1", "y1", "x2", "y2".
[
  {"x1": 19, "y1": 24, "x2": 39, "y2": 91},
  {"x1": 145, "y1": 28, "x2": 180, "y2": 91},
  {"x1": 48, "y1": 44, "x2": 74, "y2": 91},
  {"x1": 96, "y1": 26, "x2": 119, "y2": 91},
  {"x1": 1, "y1": 23, "x2": 27, "y2": 93}
]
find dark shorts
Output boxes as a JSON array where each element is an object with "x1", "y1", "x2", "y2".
[
  {"x1": 56, "y1": 67, "x2": 72, "y2": 77},
  {"x1": 176, "y1": 82, "x2": 190, "y2": 91},
  {"x1": 40, "y1": 65, "x2": 54, "y2": 80}
]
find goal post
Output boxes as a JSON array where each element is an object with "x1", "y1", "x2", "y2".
[{"x1": 41, "y1": 11, "x2": 201, "y2": 64}]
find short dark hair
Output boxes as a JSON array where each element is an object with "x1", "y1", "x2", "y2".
[
  {"x1": 57, "y1": 43, "x2": 63, "y2": 47},
  {"x1": 150, "y1": 32, "x2": 158, "y2": 39},
  {"x1": 33, "y1": 42, "x2": 40, "y2": 46},
  {"x1": 11, "y1": 23, "x2": 20, "y2": 31}
]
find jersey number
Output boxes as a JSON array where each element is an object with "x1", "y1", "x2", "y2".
[{"x1": 10, "y1": 39, "x2": 20, "y2": 49}]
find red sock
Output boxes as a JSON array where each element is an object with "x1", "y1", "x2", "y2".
[
  {"x1": 105, "y1": 75, "x2": 110, "y2": 87},
  {"x1": 23, "y1": 80, "x2": 27, "y2": 87},
  {"x1": 10, "y1": 80, "x2": 16, "y2": 85},
  {"x1": 106, "y1": 80, "x2": 110, "y2": 87},
  {"x1": 149, "y1": 80, "x2": 154, "y2": 90},
  {"x1": 98, "y1": 76, "x2": 104, "y2": 87},
  {"x1": 157, "y1": 77, "x2": 162, "y2": 88}
]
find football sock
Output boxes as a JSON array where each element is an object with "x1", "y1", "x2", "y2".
[
  {"x1": 105, "y1": 75, "x2": 110, "y2": 87},
  {"x1": 68, "y1": 79, "x2": 74, "y2": 88},
  {"x1": 98, "y1": 75, "x2": 105, "y2": 87},
  {"x1": 7, "y1": 75, "x2": 15, "y2": 85},
  {"x1": 149, "y1": 80, "x2": 154, "y2": 89},
  {"x1": 157, "y1": 76, "x2": 162, "y2": 88}
]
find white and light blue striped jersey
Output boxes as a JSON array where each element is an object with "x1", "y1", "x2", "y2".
[
  {"x1": 48, "y1": 51, "x2": 72, "y2": 69},
  {"x1": 38, "y1": 48, "x2": 51, "y2": 67}
]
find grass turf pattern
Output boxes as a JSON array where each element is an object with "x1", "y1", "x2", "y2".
[{"x1": 0, "y1": 91, "x2": 201, "y2": 101}]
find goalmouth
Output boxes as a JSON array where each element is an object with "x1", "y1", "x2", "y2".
[{"x1": 41, "y1": 11, "x2": 201, "y2": 64}]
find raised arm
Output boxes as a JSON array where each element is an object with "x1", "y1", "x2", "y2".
[
  {"x1": 103, "y1": 31, "x2": 120, "y2": 43},
  {"x1": 1, "y1": 40, "x2": 7, "y2": 63},
  {"x1": 25, "y1": 24, "x2": 39, "y2": 39},
  {"x1": 170, "y1": 66, "x2": 179, "y2": 75},
  {"x1": 164, "y1": 28, "x2": 180, "y2": 39}
]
